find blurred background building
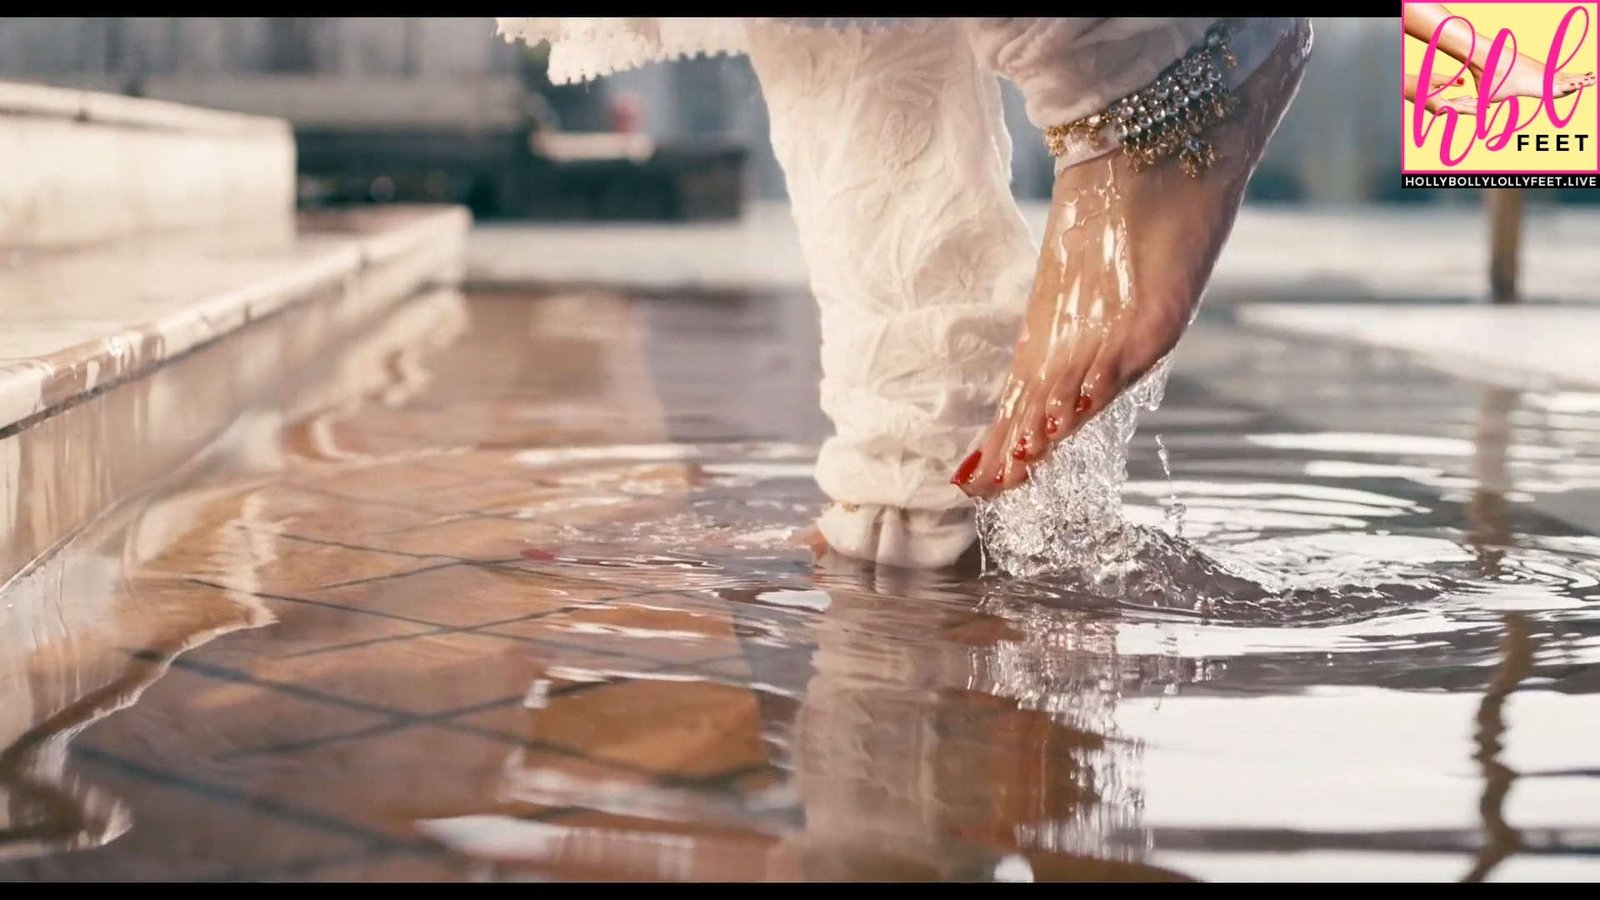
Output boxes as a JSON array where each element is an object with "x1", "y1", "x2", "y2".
[{"x1": 2, "y1": 16, "x2": 1593, "y2": 220}]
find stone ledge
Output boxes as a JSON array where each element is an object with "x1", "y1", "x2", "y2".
[
  {"x1": 0, "y1": 80, "x2": 288, "y2": 136},
  {"x1": 0, "y1": 79, "x2": 297, "y2": 250},
  {"x1": 0, "y1": 204, "x2": 469, "y2": 436},
  {"x1": 0, "y1": 205, "x2": 470, "y2": 587}
]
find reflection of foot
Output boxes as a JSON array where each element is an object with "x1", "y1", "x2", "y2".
[
  {"x1": 956, "y1": 37, "x2": 1307, "y2": 497},
  {"x1": 1471, "y1": 51, "x2": 1595, "y2": 103}
]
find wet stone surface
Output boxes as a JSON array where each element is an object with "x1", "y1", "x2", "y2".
[{"x1": 1, "y1": 288, "x2": 1599, "y2": 881}]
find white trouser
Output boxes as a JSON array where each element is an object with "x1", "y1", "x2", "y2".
[
  {"x1": 498, "y1": 17, "x2": 1293, "y2": 568},
  {"x1": 747, "y1": 18, "x2": 1254, "y2": 568},
  {"x1": 747, "y1": 21, "x2": 1039, "y2": 569}
]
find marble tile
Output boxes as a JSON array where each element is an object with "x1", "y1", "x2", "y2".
[
  {"x1": 307, "y1": 563, "x2": 585, "y2": 628},
  {"x1": 508, "y1": 678, "x2": 769, "y2": 781},
  {"x1": 80, "y1": 664, "x2": 394, "y2": 766},
  {"x1": 487, "y1": 600, "x2": 743, "y2": 669},
  {"x1": 239, "y1": 723, "x2": 523, "y2": 841},
  {"x1": 0, "y1": 752, "x2": 373, "y2": 881},
  {"x1": 227, "y1": 631, "x2": 539, "y2": 718}
]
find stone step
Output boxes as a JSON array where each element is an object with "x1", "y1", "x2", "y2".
[
  {"x1": 1, "y1": 204, "x2": 470, "y2": 587},
  {"x1": 0, "y1": 80, "x2": 295, "y2": 250}
]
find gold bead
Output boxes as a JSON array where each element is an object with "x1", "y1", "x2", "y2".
[{"x1": 1043, "y1": 21, "x2": 1237, "y2": 175}]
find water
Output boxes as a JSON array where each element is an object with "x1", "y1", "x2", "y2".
[
  {"x1": 1155, "y1": 434, "x2": 1187, "y2": 539},
  {"x1": 1, "y1": 288, "x2": 1598, "y2": 881},
  {"x1": 975, "y1": 358, "x2": 1174, "y2": 582}
]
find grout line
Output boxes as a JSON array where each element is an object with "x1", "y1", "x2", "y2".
[{"x1": 72, "y1": 745, "x2": 435, "y2": 852}]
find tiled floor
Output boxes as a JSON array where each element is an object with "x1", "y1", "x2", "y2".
[
  {"x1": 3, "y1": 287, "x2": 1600, "y2": 881},
  {"x1": 3, "y1": 288, "x2": 1108, "y2": 880}
]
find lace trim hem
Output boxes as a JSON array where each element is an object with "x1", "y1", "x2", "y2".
[{"x1": 494, "y1": 18, "x2": 924, "y2": 85}]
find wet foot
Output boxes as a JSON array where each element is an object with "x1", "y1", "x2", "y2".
[
  {"x1": 1471, "y1": 51, "x2": 1594, "y2": 103},
  {"x1": 793, "y1": 523, "x2": 832, "y2": 561},
  {"x1": 797, "y1": 520, "x2": 985, "y2": 575},
  {"x1": 956, "y1": 35, "x2": 1308, "y2": 497},
  {"x1": 798, "y1": 506, "x2": 983, "y2": 570}
]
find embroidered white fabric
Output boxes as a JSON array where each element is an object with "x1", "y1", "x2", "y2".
[
  {"x1": 492, "y1": 17, "x2": 1225, "y2": 94},
  {"x1": 746, "y1": 20, "x2": 1038, "y2": 569},
  {"x1": 494, "y1": 17, "x2": 1304, "y2": 568}
]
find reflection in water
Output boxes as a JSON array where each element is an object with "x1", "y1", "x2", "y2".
[
  {"x1": 0, "y1": 293, "x2": 469, "y2": 864},
  {"x1": 422, "y1": 569, "x2": 1188, "y2": 881},
  {"x1": 0, "y1": 486, "x2": 272, "y2": 862},
  {"x1": 1469, "y1": 387, "x2": 1519, "y2": 578},
  {"x1": 1463, "y1": 613, "x2": 1534, "y2": 884},
  {"x1": 1459, "y1": 385, "x2": 1536, "y2": 883},
  {"x1": 2, "y1": 292, "x2": 1600, "y2": 880}
]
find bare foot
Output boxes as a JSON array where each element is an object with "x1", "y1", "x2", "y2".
[
  {"x1": 1471, "y1": 50, "x2": 1595, "y2": 103},
  {"x1": 1408, "y1": 75, "x2": 1478, "y2": 115},
  {"x1": 955, "y1": 33, "x2": 1308, "y2": 497},
  {"x1": 793, "y1": 523, "x2": 831, "y2": 562},
  {"x1": 1427, "y1": 95, "x2": 1482, "y2": 115},
  {"x1": 1404, "y1": 73, "x2": 1480, "y2": 116},
  {"x1": 797, "y1": 520, "x2": 986, "y2": 577}
]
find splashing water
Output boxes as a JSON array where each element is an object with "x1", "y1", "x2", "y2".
[
  {"x1": 975, "y1": 357, "x2": 1173, "y2": 582},
  {"x1": 972, "y1": 357, "x2": 1458, "y2": 623},
  {"x1": 1154, "y1": 434, "x2": 1187, "y2": 540}
]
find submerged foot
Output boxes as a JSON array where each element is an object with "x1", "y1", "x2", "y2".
[
  {"x1": 800, "y1": 515, "x2": 985, "y2": 570},
  {"x1": 955, "y1": 33, "x2": 1308, "y2": 498}
]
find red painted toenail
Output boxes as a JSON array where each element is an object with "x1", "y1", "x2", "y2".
[
  {"x1": 952, "y1": 450, "x2": 982, "y2": 486},
  {"x1": 1045, "y1": 415, "x2": 1061, "y2": 436},
  {"x1": 1011, "y1": 437, "x2": 1030, "y2": 460},
  {"x1": 993, "y1": 470, "x2": 1005, "y2": 485},
  {"x1": 1075, "y1": 393, "x2": 1094, "y2": 414}
]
